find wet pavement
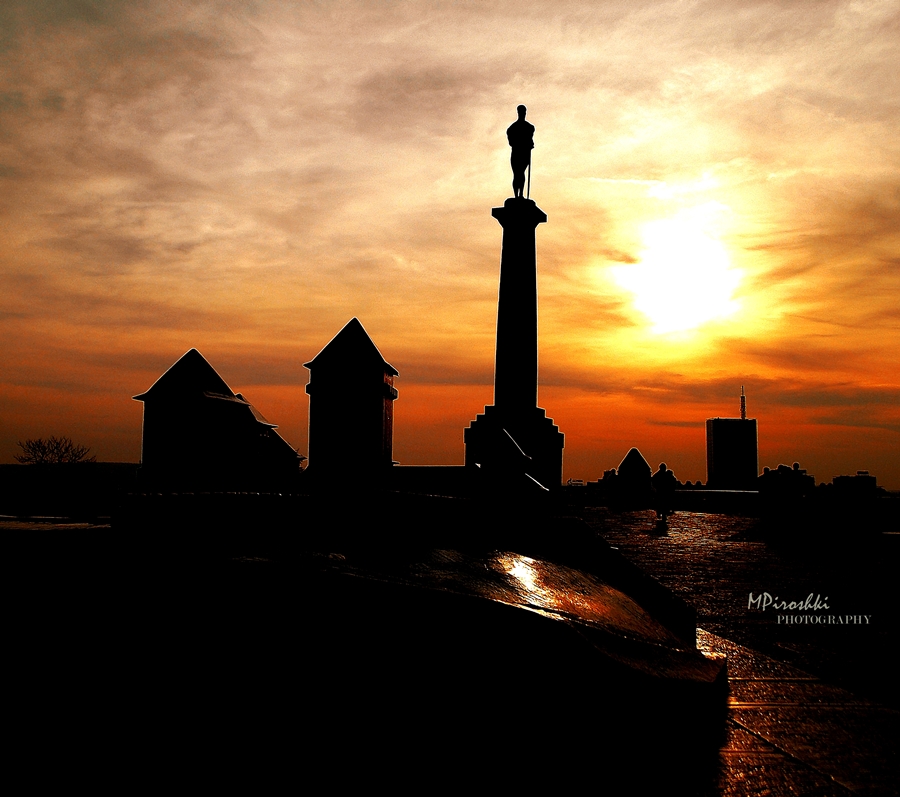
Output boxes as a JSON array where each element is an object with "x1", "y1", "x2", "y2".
[
  {"x1": 700, "y1": 629, "x2": 899, "y2": 796},
  {"x1": 5, "y1": 512, "x2": 898, "y2": 793},
  {"x1": 587, "y1": 509, "x2": 900, "y2": 796},
  {"x1": 583, "y1": 508, "x2": 898, "y2": 705}
]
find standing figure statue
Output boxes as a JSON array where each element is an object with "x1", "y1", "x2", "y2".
[{"x1": 507, "y1": 105, "x2": 535, "y2": 199}]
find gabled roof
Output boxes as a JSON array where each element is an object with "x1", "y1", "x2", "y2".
[
  {"x1": 133, "y1": 349, "x2": 234, "y2": 402},
  {"x1": 303, "y1": 317, "x2": 398, "y2": 376},
  {"x1": 236, "y1": 393, "x2": 277, "y2": 428},
  {"x1": 618, "y1": 447, "x2": 651, "y2": 477},
  {"x1": 134, "y1": 350, "x2": 284, "y2": 431}
]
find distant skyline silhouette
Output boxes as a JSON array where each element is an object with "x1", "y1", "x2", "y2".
[{"x1": 1, "y1": 3, "x2": 898, "y2": 488}]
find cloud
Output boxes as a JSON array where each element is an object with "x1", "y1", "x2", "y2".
[
  {"x1": 353, "y1": 65, "x2": 487, "y2": 140},
  {"x1": 1, "y1": 0, "x2": 898, "y2": 484},
  {"x1": 0, "y1": 270, "x2": 252, "y2": 334},
  {"x1": 815, "y1": 413, "x2": 900, "y2": 435}
]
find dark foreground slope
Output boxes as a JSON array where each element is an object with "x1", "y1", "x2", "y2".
[{"x1": 6, "y1": 497, "x2": 727, "y2": 790}]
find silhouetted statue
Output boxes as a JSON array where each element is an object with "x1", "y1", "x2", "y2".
[
  {"x1": 507, "y1": 105, "x2": 535, "y2": 198},
  {"x1": 465, "y1": 142, "x2": 562, "y2": 489}
]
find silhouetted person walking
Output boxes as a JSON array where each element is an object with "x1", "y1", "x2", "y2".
[
  {"x1": 652, "y1": 463, "x2": 678, "y2": 523},
  {"x1": 507, "y1": 105, "x2": 534, "y2": 198}
]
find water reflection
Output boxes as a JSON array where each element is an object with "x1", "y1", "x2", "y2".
[
  {"x1": 500, "y1": 553, "x2": 543, "y2": 603},
  {"x1": 493, "y1": 551, "x2": 684, "y2": 644},
  {"x1": 498, "y1": 549, "x2": 601, "y2": 622},
  {"x1": 585, "y1": 507, "x2": 897, "y2": 705}
]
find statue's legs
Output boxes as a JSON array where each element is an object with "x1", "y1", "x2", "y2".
[
  {"x1": 512, "y1": 171, "x2": 526, "y2": 197},
  {"x1": 511, "y1": 152, "x2": 529, "y2": 198}
]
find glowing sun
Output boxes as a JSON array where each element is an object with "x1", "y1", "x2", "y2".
[{"x1": 614, "y1": 204, "x2": 741, "y2": 334}]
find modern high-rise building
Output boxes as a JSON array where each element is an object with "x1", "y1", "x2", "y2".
[{"x1": 706, "y1": 387, "x2": 758, "y2": 490}]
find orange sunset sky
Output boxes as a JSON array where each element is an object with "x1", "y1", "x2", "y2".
[{"x1": 1, "y1": 1, "x2": 898, "y2": 487}]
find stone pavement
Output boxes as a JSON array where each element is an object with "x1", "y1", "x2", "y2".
[{"x1": 699, "y1": 628, "x2": 899, "y2": 796}]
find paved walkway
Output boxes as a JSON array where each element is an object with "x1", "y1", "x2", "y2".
[{"x1": 699, "y1": 628, "x2": 899, "y2": 796}]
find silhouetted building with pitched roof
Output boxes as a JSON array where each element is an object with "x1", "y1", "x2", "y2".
[
  {"x1": 133, "y1": 348, "x2": 301, "y2": 491},
  {"x1": 706, "y1": 388, "x2": 758, "y2": 490},
  {"x1": 304, "y1": 318, "x2": 398, "y2": 480},
  {"x1": 615, "y1": 447, "x2": 653, "y2": 504}
]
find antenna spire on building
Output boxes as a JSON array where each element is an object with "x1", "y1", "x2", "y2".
[{"x1": 706, "y1": 386, "x2": 758, "y2": 489}]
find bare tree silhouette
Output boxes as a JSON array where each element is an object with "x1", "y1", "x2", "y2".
[{"x1": 15, "y1": 436, "x2": 96, "y2": 465}]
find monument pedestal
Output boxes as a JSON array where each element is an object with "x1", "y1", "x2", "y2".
[
  {"x1": 465, "y1": 404, "x2": 564, "y2": 489},
  {"x1": 465, "y1": 197, "x2": 564, "y2": 488}
]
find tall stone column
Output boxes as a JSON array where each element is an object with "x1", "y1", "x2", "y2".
[
  {"x1": 465, "y1": 197, "x2": 564, "y2": 489},
  {"x1": 492, "y1": 198, "x2": 546, "y2": 411}
]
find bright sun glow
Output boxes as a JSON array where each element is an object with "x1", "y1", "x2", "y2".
[{"x1": 613, "y1": 203, "x2": 741, "y2": 334}]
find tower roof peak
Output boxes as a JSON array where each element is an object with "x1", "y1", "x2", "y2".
[
  {"x1": 303, "y1": 317, "x2": 398, "y2": 375},
  {"x1": 133, "y1": 348, "x2": 233, "y2": 402},
  {"x1": 618, "y1": 447, "x2": 652, "y2": 476}
]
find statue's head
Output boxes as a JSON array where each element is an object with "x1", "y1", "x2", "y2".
[{"x1": 517, "y1": 104, "x2": 527, "y2": 118}]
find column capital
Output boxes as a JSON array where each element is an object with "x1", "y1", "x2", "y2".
[{"x1": 492, "y1": 197, "x2": 548, "y2": 228}]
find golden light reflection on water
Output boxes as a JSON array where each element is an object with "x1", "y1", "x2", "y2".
[
  {"x1": 498, "y1": 551, "x2": 607, "y2": 620},
  {"x1": 505, "y1": 555, "x2": 538, "y2": 591},
  {"x1": 495, "y1": 551, "x2": 679, "y2": 642},
  {"x1": 500, "y1": 553, "x2": 551, "y2": 607}
]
